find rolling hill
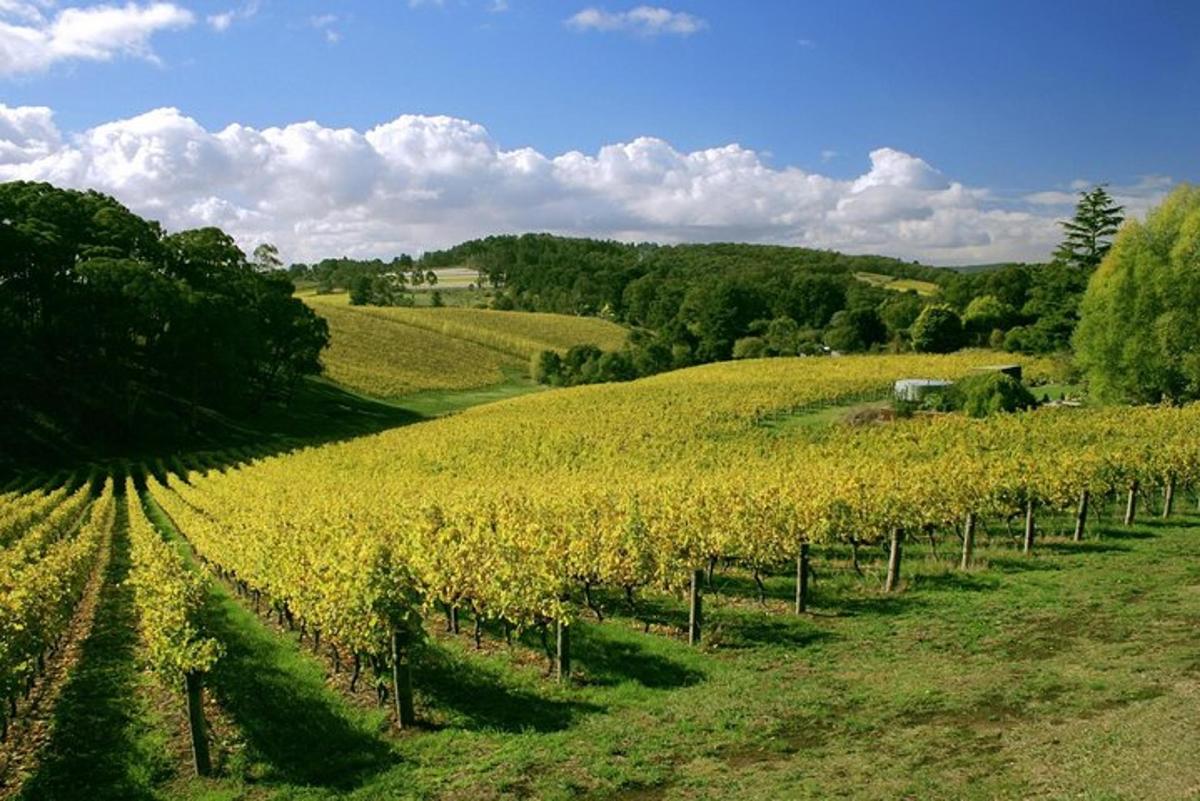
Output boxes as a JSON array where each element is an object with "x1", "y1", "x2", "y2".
[{"x1": 303, "y1": 293, "x2": 629, "y2": 398}]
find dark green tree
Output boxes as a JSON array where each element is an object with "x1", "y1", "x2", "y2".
[
  {"x1": 823, "y1": 308, "x2": 886, "y2": 353},
  {"x1": 910, "y1": 304, "x2": 964, "y2": 353},
  {"x1": 879, "y1": 292, "x2": 924, "y2": 340},
  {"x1": 1054, "y1": 186, "x2": 1125, "y2": 270}
]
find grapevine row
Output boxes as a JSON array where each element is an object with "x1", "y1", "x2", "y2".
[
  {"x1": 0, "y1": 481, "x2": 113, "y2": 740},
  {"x1": 0, "y1": 486, "x2": 70, "y2": 546},
  {"x1": 126, "y1": 485, "x2": 222, "y2": 775}
]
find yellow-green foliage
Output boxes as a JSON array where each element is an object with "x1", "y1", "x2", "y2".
[
  {"x1": 0, "y1": 481, "x2": 113, "y2": 702},
  {"x1": 127, "y1": 486, "x2": 221, "y2": 683},
  {"x1": 305, "y1": 294, "x2": 629, "y2": 397}
]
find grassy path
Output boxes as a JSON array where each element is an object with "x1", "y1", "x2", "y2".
[{"x1": 19, "y1": 500, "x2": 173, "y2": 801}]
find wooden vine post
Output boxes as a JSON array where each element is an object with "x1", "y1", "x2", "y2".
[
  {"x1": 184, "y1": 671, "x2": 212, "y2": 777},
  {"x1": 1124, "y1": 480, "x2": 1139, "y2": 526},
  {"x1": 884, "y1": 528, "x2": 903, "y2": 593},
  {"x1": 1163, "y1": 475, "x2": 1176, "y2": 518},
  {"x1": 390, "y1": 627, "x2": 416, "y2": 730},
  {"x1": 555, "y1": 619, "x2": 571, "y2": 682},
  {"x1": 1022, "y1": 498, "x2": 1036, "y2": 554},
  {"x1": 688, "y1": 568, "x2": 703, "y2": 645},
  {"x1": 960, "y1": 512, "x2": 976, "y2": 570},
  {"x1": 794, "y1": 543, "x2": 810, "y2": 614},
  {"x1": 1073, "y1": 489, "x2": 1089, "y2": 542}
]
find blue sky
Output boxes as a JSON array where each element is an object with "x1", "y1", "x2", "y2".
[{"x1": 1, "y1": 1, "x2": 1197, "y2": 263}]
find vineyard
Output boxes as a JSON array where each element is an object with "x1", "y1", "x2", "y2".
[
  {"x1": 1, "y1": 352, "x2": 1199, "y2": 799},
  {"x1": 304, "y1": 294, "x2": 629, "y2": 398},
  {"x1": 135, "y1": 351, "x2": 1195, "y2": 658}
]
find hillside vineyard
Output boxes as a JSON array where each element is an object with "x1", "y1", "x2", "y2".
[
  {"x1": 126, "y1": 354, "x2": 1197, "y2": 691},
  {"x1": 304, "y1": 295, "x2": 630, "y2": 396}
]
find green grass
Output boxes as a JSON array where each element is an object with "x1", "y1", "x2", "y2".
[
  {"x1": 31, "y1": 502, "x2": 1195, "y2": 800},
  {"x1": 390, "y1": 368, "x2": 546, "y2": 417}
]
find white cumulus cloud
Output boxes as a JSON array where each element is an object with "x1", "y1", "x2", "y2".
[
  {"x1": 207, "y1": 0, "x2": 259, "y2": 32},
  {"x1": 0, "y1": 104, "x2": 1174, "y2": 266},
  {"x1": 566, "y1": 6, "x2": 706, "y2": 37},
  {"x1": 0, "y1": 2, "x2": 194, "y2": 75}
]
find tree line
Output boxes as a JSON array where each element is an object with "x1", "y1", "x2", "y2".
[{"x1": 0, "y1": 181, "x2": 329, "y2": 461}]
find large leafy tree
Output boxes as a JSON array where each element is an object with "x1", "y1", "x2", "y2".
[
  {"x1": 1054, "y1": 185, "x2": 1125, "y2": 270},
  {"x1": 1074, "y1": 185, "x2": 1200, "y2": 402},
  {"x1": 910, "y1": 304, "x2": 965, "y2": 353}
]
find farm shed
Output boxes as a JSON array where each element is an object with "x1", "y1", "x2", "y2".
[{"x1": 893, "y1": 378, "x2": 954, "y2": 402}]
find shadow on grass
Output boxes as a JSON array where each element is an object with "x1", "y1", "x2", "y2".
[
  {"x1": 709, "y1": 613, "x2": 836, "y2": 651},
  {"x1": 21, "y1": 503, "x2": 171, "y2": 801},
  {"x1": 1035, "y1": 540, "x2": 1132, "y2": 555},
  {"x1": 3, "y1": 376, "x2": 425, "y2": 480},
  {"x1": 570, "y1": 624, "x2": 705, "y2": 688},
  {"x1": 986, "y1": 556, "x2": 1067, "y2": 574},
  {"x1": 200, "y1": 587, "x2": 397, "y2": 789},
  {"x1": 413, "y1": 643, "x2": 602, "y2": 733},
  {"x1": 815, "y1": 591, "x2": 925, "y2": 618},
  {"x1": 708, "y1": 573, "x2": 795, "y2": 604},
  {"x1": 1092, "y1": 524, "x2": 1157, "y2": 540},
  {"x1": 909, "y1": 571, "x2": 1001, "y2": 593}
]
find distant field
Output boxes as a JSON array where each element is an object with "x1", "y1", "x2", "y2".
[
  {"x1": 427, "y1": 266, "x2": 481, "y2": 288},
  {"x1": 304, "y1": 295, "x2": 629, "y2": 398},
  {"x1": 855, "y1": 271, "x2": 941, "y2": 296}
]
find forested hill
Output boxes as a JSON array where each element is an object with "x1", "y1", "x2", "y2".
[
  {"x1": 407, "y1": 234, "x2": 1075, "y2": 363},
  {"x1": 419, "y1": 235, "x2": 952, "y2": 315}
]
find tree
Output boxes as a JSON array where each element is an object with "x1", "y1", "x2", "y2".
[
  {"x1": 596, "y1": 351, "x2": 636, "y2": 382},
  {"x1": 531, "y1": 350, "x2": 563, "y2": 385},
  {"x1": 1074, "y1": 185, "x2": 1200, "y2": 403},
  {"x1": 879, "y1": 292, "x2": 924, "y2": 340},
  {"x1": 962, "y1": 295, "x2": 1015, "y2": 345},
  {"x1": 762, "y1": 317, "x2": 801, "y2": 356},
  {"x1": 823, "y1": 308, "x2": 885, "y2": 353},
  {"x1": 630, "y1": 338, "x2": 673, "y2": 376},
  {"x1": 957, "y1": 372, "x2": 1036, "y2": 417},
  {"x1": 1054, "y1": 186, "x2": 1125, "y2": 270},
  {"x1": 732, "y1": 337, "x2": 767, "y2": 359},
  {"x1": 910, "y1": 304, "x2": 964, "y2": 353},
  {"x1": 682, "y1": 279, "x2": 770, "y2": 362},
  {"x1": 349, "y1": 275, "x2": 372, "y2": 305},
  {"x1": 252, "y1": 243, "x2": 283, "y2": 272}
]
